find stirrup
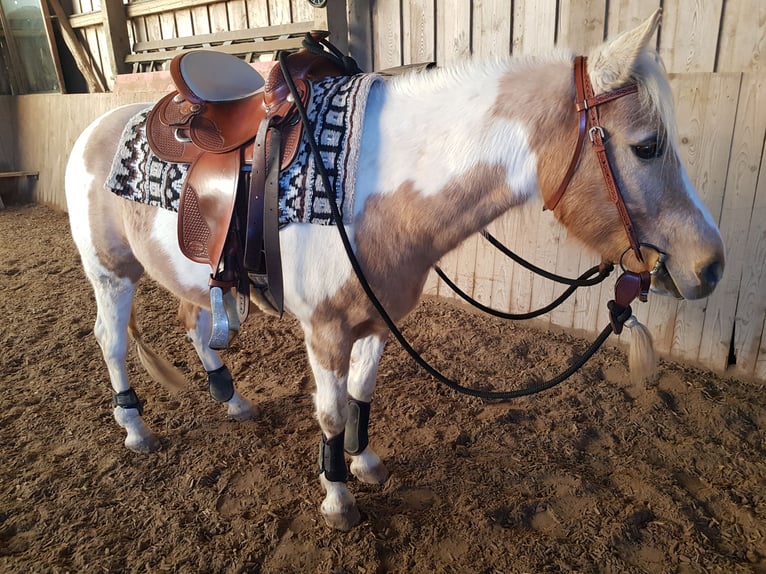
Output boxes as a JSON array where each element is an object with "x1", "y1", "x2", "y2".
[{"x1": 208, "y1": 286, "x2": 242, "y2": 349}]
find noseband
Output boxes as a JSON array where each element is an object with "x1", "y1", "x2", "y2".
[{"x1": 545, "y1": 56, "x2": 653, "y2": 310}]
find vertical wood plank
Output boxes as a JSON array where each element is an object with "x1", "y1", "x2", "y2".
[
  {"x1": 756, "y1": 315, "x2": 766, "y2": 381},
  {"x1": 461, "y1": 0, "x2": 511, "y2": 304},
  {"x1": 402, "y1": 0, "x2": 435, "y2": 65},
  {"x1": 175, "y1": 9, "x2": 195, "y2": 37},
  {"x1": 716, "y1": 0, "x2": 765, "y2": 73},
  {"x1": 659, "y1": 0, "x2": 723, "y2": 73},
  {"x1": 605, "y1": 0, "x2": 661, "y2": 40},
  {"x1": 668, "y1": 73, "x2": 738, "y2": 361},
  {"x1": 733, "y1": 130, "x2": 766, "y2": 377},
  {"x1": 159, "y1": 11, "x2": 177, "y2": 38},
  {"x1": 426, "y1": 0, "x2": 470, "y2": 298},
  {"x1": 348, "y1": 0, "x2": 373, "y2": 72},
  {"x1": 208, "y1": 2, "x2": 230, "y2": 33},
  {"x1": 246, "y1": 0, "x2": 270, "y2": 27},
  {"x1": 291, "y1": 0, "x2": 315, "y2": 22},
  {"x1": 144, "y1": 14, "x2": 163, "y2": 41},
  {"x1": 269, "y1": 0, "x2": 292, "y2": 25},
  {"x1": 557, "y1": 0, "x2": 606, "y2": 55},
  {"x1": 435, "y1": 0, "x2": 470, "y2": 65},
  {"x1": 488, "y1": 216, "x2": 516, "y2": 312},
  {"x1": 372, "y1": 0, "x2": 402, "y2": 70},
  {"x1": 472, "y1": 0, "x2": 512, "y2": 58},
  {"x1": 699, "y1": 73, "x2": 763, "y2": 372},
  {"x1": 508, "y1": 0, "x2": 556, "y2": 318},
  {"x1": 512, "y1": 0, "x2": 556, "y2": 56},
  {"x1": 191, "y1": 7, "x2": 211, "y2": 35},
  {"x1": 227, "y1": 0, "x2": 249, "y2": 30}
]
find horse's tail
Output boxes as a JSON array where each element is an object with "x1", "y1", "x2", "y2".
[{"x1": 128, "y1": 304, "x2": 187, "y2": 392}]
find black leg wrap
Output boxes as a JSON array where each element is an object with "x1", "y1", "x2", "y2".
[
  {"x1": 344, "y1": 399, "x2": 370, "y2": 455},
  {"x1": 207, "y1": 366, "x2": 235, "y2": 403},
  {"x1": 112, "y1": 388, "x2": 143, "y2": 415},
  {"x1": 318, "y1": 432, "x2": 348, "y2": 482}
]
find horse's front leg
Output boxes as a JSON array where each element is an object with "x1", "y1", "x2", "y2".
[
  {"x1": 346, "y1": 334, "x2": 389, "y2": 485},
  {"x1": 178, "y1": 301, "x2": 257, "y2": 420},
  {"x1": 305, "y1": 334, "x2": 361, "y2": 530}
]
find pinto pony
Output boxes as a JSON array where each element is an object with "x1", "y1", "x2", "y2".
[{"x1": 65, "y1": 10, "x2": 724, "y2": 530}]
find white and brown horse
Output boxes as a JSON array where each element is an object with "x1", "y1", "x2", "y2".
[{"x1": 65, "y1": 10, "x2": 724, "y2": 530}]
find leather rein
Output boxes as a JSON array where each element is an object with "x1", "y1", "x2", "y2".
[{"x1": 283, "y1": 44, "x2": 657, "y2": 399}]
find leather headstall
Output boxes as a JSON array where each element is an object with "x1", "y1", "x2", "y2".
[{"x1": 545, "y1": 56, "x2": 652, "y2": 314}]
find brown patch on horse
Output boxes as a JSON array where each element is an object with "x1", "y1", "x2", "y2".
[
  {"x1": 309, "y1": 164, "x2": 516, "y2": 374},
  {"x1": 177, "y1": 300, "x2": 199, "y2": 331},
  {"x1": 79, "y1": 106, "x2": 147, "y2": 283}
]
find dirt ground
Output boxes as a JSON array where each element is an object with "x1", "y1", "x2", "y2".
[{"x1": 1, "y1": 203, "x2": 764, "y2": 574}]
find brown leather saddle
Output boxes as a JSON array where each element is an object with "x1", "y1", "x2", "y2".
[{"x1": 145, "y1": 32, "x2": 352, "y2": 348}]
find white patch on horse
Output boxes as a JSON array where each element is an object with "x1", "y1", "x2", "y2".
[{"x1": 354, "y1": 67, "x2": 539, "y2": 213}]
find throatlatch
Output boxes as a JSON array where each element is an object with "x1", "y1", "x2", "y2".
[
  {"x1": 344, "y1": 399, "x2": 370, "y2": 455},
  {"x1": 318, "y1": 432, "x2": 348, "y2": 482},
  {"x1": 112, "y1": 388, "x2": 143, "y2": 414},
  {"x1": 207, "y1": 365, "x2": 235, "y2": 402}
]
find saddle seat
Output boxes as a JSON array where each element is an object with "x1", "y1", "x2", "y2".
[{"x1": 174, "y1": 50, "x2": 265, "y2": 103}]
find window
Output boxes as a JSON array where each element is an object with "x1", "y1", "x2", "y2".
[{"x1": 0, "y1": 0, "x2": 62, "y2": 94}]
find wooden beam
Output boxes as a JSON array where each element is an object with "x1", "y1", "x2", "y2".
[
  {"x1": 125, "y1": 36, "x2": 306, "y2": 64},
  {"x1": 39, "y1": 0, "x2": 67, "y2": 92},
  {"x1": 127, "y1": 0, "x2": 229, "y2": 19},
  {"x1": 47, "y1": 0, "x2": 105, "y2": 92},
  {"x1": 101, "y1": 0, "x2": 131, "y2": 77}
]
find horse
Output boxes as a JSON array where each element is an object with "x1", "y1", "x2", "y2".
[{"x1": 64, "y1": 9, "x2": 724, "y2": 531}]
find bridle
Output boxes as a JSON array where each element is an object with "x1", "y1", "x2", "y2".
[{"x1": 545, "y1": 56, "x2": 657, "y2": 313}]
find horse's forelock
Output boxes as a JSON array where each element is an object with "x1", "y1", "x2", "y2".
[{"x1": 631, "y1": 48, "x2": 679, "y2": 151}]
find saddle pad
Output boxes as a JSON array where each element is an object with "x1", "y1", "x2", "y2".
[
  {"x1": 106, "y1": 73, "x2": 383, "y2": 225},
  {"x1": 278, "y1": 72, "x2": 383, "y2": 225},
  {"x1": 105, "y1": 107, "x2": 187, "y2": 212}
]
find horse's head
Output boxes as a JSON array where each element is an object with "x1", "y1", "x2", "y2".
[{"x1": 546, "y1": 9, "x2": 725, "y2": 300}]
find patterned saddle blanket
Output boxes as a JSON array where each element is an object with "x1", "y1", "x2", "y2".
[{"x1": 105, "y1": 73, "x2": 383, "y2": 225}]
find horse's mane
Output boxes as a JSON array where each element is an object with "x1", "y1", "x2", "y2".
[{"x1": 386, "y1": 46, "x2": 678, "y2": 152}]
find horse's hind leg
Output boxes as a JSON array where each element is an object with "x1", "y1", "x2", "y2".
[
  {"x1": 91, "y1": 274, "x2": 160, "y2": 453},
  {"x1": 346, "y1": 335, "x2": 389, "y2": 485},
  {"x1": 178, "y1": 301, "x2": 257, "y2": 420}
]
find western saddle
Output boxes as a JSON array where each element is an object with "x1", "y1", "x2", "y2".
[{"x1": 145, "y1": 32, "x2": 357, "y2": 349}]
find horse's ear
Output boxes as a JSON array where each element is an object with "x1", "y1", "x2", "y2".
[{"x1": 587, "y1": 8, "x2": 661, "y2": 93}]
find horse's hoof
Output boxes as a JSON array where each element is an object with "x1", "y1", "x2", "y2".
[
  {"x1": 321, "y1": 504, "x2": 361, "y2": 531},
  {"x1": 351, "y1": 460, "x2": 389, "y2": 485},
  {"x1": 226, "y1": 394, "x2": 258, "y2": 421},
  {"x1": 124, "y1": 432, "x2": 160, "y2": 453}
]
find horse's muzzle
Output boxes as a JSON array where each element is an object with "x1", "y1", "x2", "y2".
[{"x1": 651, "y1": 256, "x2": 725, "y2": 300}]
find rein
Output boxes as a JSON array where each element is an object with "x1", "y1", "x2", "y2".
[{"x1": 279, "y1": 41, "x2": 652, "y2": 400}]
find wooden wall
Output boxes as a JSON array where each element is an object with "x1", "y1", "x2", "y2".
[
  {"x1": 67, "y1": 0, "x2": 317, "y2": 88},
  {"x1": 365, "y1": 0, "x2": 765, "y2": 381},
  {"x1": 3, "y1": 0, "x2": 765, "y2": 382}
]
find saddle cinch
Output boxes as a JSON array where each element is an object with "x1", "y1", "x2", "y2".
[{"x1": 145, "y1": 33, "x2": 352, "y2": 349}]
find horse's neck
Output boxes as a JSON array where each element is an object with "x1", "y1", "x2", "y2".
[{"x1": 354, "y1": 58, "x2": 571, "y2": 259}]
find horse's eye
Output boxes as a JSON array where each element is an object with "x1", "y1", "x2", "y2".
[{"x1": 632, "y1": 141, "x2": 660, "y2": 160}]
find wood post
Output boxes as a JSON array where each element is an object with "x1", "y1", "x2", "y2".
[{"x1": 46, "y1": 0, "x2": 105, "y2": 92}]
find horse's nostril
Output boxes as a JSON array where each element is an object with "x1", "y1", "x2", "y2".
[{"x1": 699, "y1": 260, "x2": 723, "y2": 288}]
